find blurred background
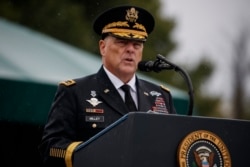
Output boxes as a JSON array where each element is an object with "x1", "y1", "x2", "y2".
[{"x1": 0, "y1": 0, "x2": 249, "y2": 119}]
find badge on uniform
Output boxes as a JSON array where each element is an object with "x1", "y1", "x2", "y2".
[
  {"x1": 86, "y1": 108, "x2": 104, "y2": 113},
  {"x1": 86, "y1": 90, "x2": 102, "y2": 107},
  {"x1": 150, "y1": 91, "x2": 161, "y2": 97},
  {"x1": 85, "y1": 116, "x2": 104, "y2": 122},
  {"x1": 151, "y1": 97, "x2": 169, "y2": 114},
  {"x1": 85, "y1": 91, "x2": 105, "y2": 123}
]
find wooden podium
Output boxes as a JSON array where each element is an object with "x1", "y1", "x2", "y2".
[{"x1": 73, "y1": 112, "x2": 250, "y2": 167}]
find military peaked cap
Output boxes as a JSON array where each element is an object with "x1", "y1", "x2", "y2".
[{"x1": 93, "y1": 5, "x2": 155, "y2": 41}]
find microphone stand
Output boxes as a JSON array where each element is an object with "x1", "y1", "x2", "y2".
[{"x1": 156, "y1": 54, "x2": 194, "y2": 116}]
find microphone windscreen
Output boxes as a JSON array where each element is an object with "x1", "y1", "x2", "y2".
[{"x1": 137, "y1": 61, "x2": 153, "y2": 72}]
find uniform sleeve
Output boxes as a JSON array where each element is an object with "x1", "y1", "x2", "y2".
[{"x1": 38, "y1": 84, "x2": 82, "y2": 167}]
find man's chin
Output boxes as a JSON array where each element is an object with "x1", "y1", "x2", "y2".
[{"x1": 121, "y1": 66, "x2": 136, "y2": 73}]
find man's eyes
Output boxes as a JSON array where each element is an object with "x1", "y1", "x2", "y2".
[
  {"x1": 115, "y1": 40, "x2": 142, "y2": 47},
  {"x1": 116, "y1": 40, "x2": 127, "y2": 45}
]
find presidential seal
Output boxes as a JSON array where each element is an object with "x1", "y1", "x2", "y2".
[{"x1": 177, "y1": 130, "x2": 231, "y2": 167}]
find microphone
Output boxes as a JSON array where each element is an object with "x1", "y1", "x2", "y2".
[
  {"x1": 138, "y1": 60, "x2": 173, "y2": 72},
  {"x1": 137, "y1": 54, "x2": 194, "y2": 116}
]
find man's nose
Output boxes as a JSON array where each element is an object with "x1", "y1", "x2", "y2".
[{"x1": 126, "y1": 42, "x2": 136, "y2": 51}]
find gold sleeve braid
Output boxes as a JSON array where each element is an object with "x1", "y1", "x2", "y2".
[
  {"x1": 65, "y1": 141, "x2": 82, "y2": 167},
  {"x1": 49, "y1": 148, "x2": 66, "y2": 158}
]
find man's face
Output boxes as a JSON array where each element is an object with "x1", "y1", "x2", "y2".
[{"x1": 99, "y1": 35, "x2": 144, "y2": 82}]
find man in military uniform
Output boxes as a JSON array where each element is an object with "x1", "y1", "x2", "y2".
[{"x1": 39, "y1": 5, "x2": 176, "y2": 167}]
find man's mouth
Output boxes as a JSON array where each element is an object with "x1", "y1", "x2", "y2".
[{"x1": 124, "y1": 58, "x2": 133, "y2": 62}]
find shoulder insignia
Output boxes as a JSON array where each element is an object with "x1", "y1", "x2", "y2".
[
  {"x1": 60, "y1": 79, "x2": 76, "y2": 86},
  {"x1": 160, "y1": 85, "x2": 170, "y2": 92}
]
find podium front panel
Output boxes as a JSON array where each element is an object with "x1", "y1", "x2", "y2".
[{"x1": 74, "y1": 112, "x2": 250, "y2": 167}]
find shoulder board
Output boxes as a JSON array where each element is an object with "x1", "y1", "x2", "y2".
[
  {"x1": 160, "y1": 85, "x2": 170, "y2": 92},
  {"x1": 59, "y1": 79, "x2": 76, "y2": 87}
]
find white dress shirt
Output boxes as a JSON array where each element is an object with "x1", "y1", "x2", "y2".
[{"x1": 103, "y1": 66, "x2": 138, "y2": 108}]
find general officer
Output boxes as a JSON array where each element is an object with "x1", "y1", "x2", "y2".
[{"x1": 38, "y1": 5, "x2": 176, "y2": 167}]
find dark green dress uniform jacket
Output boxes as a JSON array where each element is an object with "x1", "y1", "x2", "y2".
[{"x1": 38, "y1": 66, "x2": 176, "y2": 167}]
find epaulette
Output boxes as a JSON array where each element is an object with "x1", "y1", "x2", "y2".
[
  {"x1": 160, "y1": 85, "x2": 170, "y2": 92},
  {"x1": 59, "y1": 79, "x2": 76, "y2": 87}
]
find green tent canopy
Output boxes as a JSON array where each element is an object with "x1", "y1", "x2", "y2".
[{"x1": 0, "y1": 18, "x2": 189, "y2": 126}]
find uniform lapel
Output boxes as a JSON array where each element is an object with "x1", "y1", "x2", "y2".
[
  {"x1": 136, "y1": 79, "x2": 155, "y2": 112},
  {"x1": 96, "y1": 67, "x2": 129, "y2": 115}
]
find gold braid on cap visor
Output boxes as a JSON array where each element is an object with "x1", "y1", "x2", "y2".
[
  {"x1": 102, "y1": 28, "x2": 148, "y2": 39},
  {"x1": 101, "y1": 21, "x2": 148, "y2": 39}
]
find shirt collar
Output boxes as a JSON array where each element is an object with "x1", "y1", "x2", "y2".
[{"x1": 103, "y1": 66, "x2": 136, "y2": 92}]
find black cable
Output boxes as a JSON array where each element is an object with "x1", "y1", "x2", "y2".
[{"x1": 156, "y1": 54, "x2": 194, "y2": 116}]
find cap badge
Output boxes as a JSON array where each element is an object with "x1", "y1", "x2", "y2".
[{"x1": 126, "y1": 7, "x2": 138, "y2": 23}]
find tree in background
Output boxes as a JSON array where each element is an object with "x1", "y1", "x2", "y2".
[
  {"x1": 231, "y1": 24, "x2": 250, "y2": 119},
  {"x1": 0, "y1": 0, "x2": 221, "y2": 117}
]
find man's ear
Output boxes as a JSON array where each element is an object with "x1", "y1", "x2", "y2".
[{"x1": 99, "y1": 40, "x2": 105, "y2": 56}]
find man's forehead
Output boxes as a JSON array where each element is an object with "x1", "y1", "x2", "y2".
[{"x1": 108, "y1": 34, "x2": 144, "y2": 43}]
